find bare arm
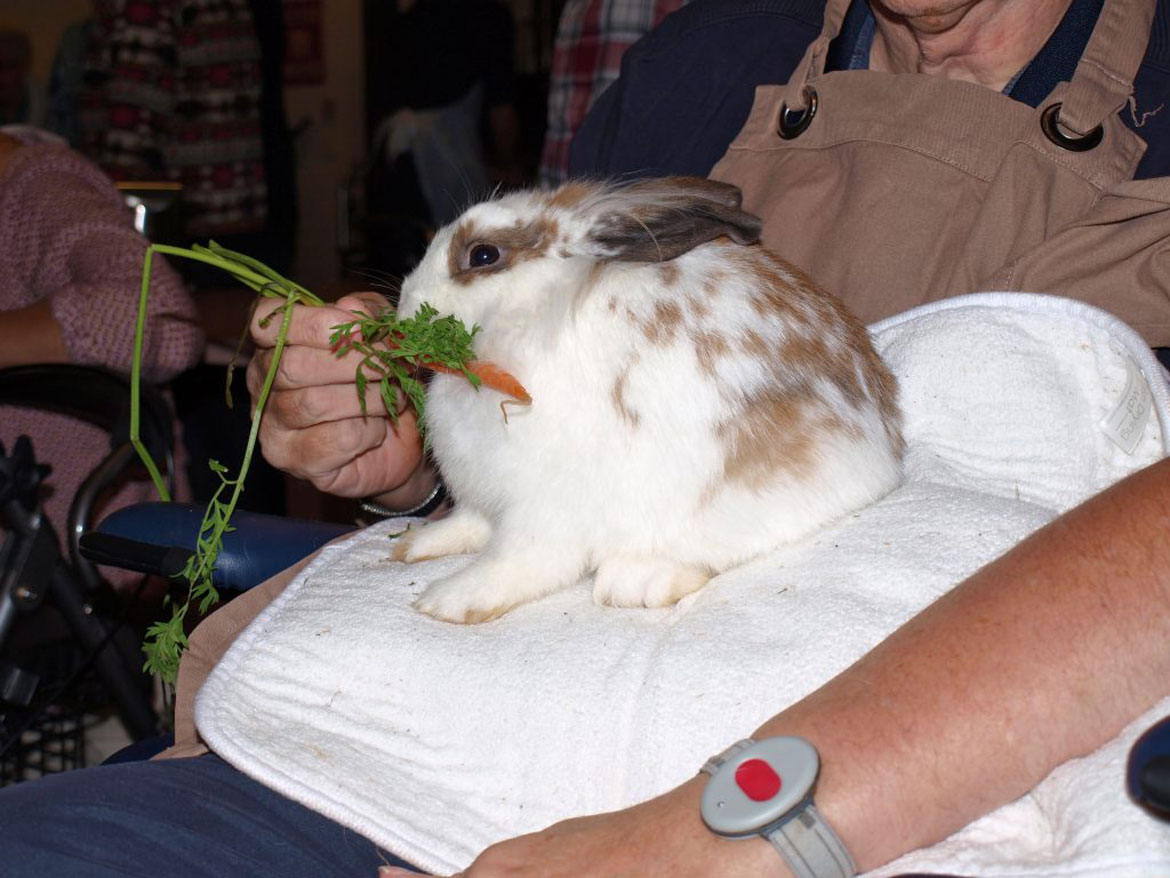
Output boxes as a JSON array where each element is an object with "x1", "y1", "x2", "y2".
[
  {"x1": 0, "y1": 301, "x2": 68, "y2": 367},
  {"x1": 389, "y1": 456, "x2": 1170, "y2": 877}
]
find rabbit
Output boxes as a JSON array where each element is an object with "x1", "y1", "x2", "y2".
[{"x1": 392, "y1": 176, "x2": 904, "y2": 623}]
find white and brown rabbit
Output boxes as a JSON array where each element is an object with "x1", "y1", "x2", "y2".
[{"x1": 393, "y1": 176, "x2": 903, "y2": 623}]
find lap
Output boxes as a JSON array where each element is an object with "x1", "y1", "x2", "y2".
[{"x1": 0, "y1": 752, "x2": 418, "y2": 877}]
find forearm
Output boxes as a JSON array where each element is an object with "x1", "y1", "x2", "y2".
[
  {"x1": 0, "y1": 301, "x2": 68, "y2": 367},
  {"x1": 752, "y1": 456, "x2": 1170, "y2": 872}
]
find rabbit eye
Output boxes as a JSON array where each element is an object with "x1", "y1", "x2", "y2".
[{"x1": 468, "y1": 243, "x2": 501, "y2": 268}]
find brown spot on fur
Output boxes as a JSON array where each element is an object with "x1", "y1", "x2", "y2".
[
  {"x1": 640, "y1": 300, "x2": 684, "y2": 346},
  {"x1": 718, "y1": 387, "x2": 820, "y2": 485},
  {"x1": 703, "y1": 270, "x2": 729, "y2": 299},
  {"x1": 611, "y1": 366, "x2": 641, "y2": 428},
  {"x1": 739, "y1": 248, "x2": 902, "y2": 449},
  {"x1": 692, "y1": 328, "x2": 730, "y2": 376},
  {"x1": 741, "y1": 329, "x2": 771, "y2": 360},
  {"x1": 779, "y1": 333, "x2": 867, "y2": 409},
  {"x1": 687, "y1": 295, "x2": 712, "y2": 321},
  {"x1": 448, "y1": 217, "x2": 560, "y2": 285},
  {"x1": 861, "y1": 349, "x2": 905, "y2": 456},
  {"x1": 658, "y1": 262, "x2": 681, "y2": 288},
  {"x1": 546, "y1": 181, "x2": 594, "y2": 210}
]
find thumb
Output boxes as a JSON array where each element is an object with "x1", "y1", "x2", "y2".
[{"x1": 336, "y1": 291, "x2": 393, "y2": 318}]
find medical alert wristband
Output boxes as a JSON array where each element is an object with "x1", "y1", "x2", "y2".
[{"x1": 700, "y1": 737, "x2": 856, "y2": 878}]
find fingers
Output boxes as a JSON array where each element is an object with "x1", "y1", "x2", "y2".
[
  {"x1": 248, "y1": 343, "x2": 407, "y2": 399},
  {"x1": 257, "y1": 412, "x2": 386, "y2": 482},
  {"x1": 262, "y1": 382, "x2": 394, "y2": 429},
  {"x1": 250, "y1": 291, "x2": 392, "y2": 349},
  {"x1": 254, "y1": 393, "x2": 424, "y2": 498}
]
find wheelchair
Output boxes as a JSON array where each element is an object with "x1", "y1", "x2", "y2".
[
  {"x1": 0, "y1": 361, "x2": 351, "y2": 779},
  {"x1": 0, "y1": 364, "x2": 175, "y2": 778}
]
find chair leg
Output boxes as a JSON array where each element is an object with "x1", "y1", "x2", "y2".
[{"x1": 44, "y1": 560, "x2": 159, "y2": 740}]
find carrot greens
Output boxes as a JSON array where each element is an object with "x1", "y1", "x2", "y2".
[{"x1": 130, "y1": 243, "x2": 518, "y2": 686}]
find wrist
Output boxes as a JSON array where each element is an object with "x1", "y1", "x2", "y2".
[
  {"x1": 361, "y1": 463, "x2": 448, "y2": 519},
  {"x1": 670, "y1": 775, "x2": 790, "y2": 877}
]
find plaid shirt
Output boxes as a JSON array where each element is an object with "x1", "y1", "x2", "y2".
[{"x1": 539, "y1": 0, "x2": 689, "y2": 186}]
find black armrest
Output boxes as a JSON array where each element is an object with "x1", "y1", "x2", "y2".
[
  {"x1": 82, "y1": 502, "x2": 355, "y2": 591},
  {"x1": 1129, "y1": 715, "x2": 1170, "y2": 819}
]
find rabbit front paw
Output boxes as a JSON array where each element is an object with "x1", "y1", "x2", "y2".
[
  {"x1": 390, "y1": 510, "x2": 491, "y2": 563},
  {"x1": 413, "y1": 554, "x2": 576, "y2": 623},
  {"x1": 593, "y1": 558, "x2": 712, "y2": 608},
  {"x1": 412, "y1": 572, "x2": 519, "y2": 624}
]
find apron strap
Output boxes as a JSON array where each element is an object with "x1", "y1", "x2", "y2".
[
  {"x1": 785, "y1": 0, "x2": 854, "y2": 102},
  {"x1": 1058, "y1": 0, "x2": 1155, "y2": 135}
]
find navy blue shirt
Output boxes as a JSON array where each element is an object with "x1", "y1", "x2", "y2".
[{"x1": 571, "y1": 0, "x2": 1170, "y2": 181}]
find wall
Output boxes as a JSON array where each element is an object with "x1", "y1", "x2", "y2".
[
  {"x1": 284, "y1": 0, "x2": 366, "y2": 290},
  {"x1": 0, "y1": 0, "x2": 91, "y2": 125}
]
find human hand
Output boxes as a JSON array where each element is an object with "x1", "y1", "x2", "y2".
[
  {"x1": 247, "y1": 292, "x2": 427, "y2": 500},
  {"x1": 376, "y1": 777, "x2": 784, "y2": 878}
]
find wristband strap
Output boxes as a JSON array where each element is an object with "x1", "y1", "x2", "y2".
[
  {"x1": 359, "y1": 478, "x2": 447, "y2": 519},
  {"x1": 764, "y1": 803, "x2": 855, "y2": 878}
]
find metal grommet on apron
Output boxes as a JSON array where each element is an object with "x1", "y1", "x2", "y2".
[
  {"x1": 1040, "y1": 102, "x2": 1104, "y2": 152},
  {"x1": 711, "y1": 0, "x2": 1170, "y2": 347},
  {"x1": 777, "y1": 87, "x2": 818, "y2": 140}
]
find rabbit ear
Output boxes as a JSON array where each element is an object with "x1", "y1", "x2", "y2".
[{"x1": 584, "y1": 176, "x2": 762, "y2": 263}]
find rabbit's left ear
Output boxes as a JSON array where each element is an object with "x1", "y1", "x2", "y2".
[{"x1": 585, "y1": 176, "x2": 763, "y2": 263}]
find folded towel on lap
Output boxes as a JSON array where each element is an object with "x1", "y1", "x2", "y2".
[{"x1": 196, "y1": 292, "x2": 1170, "y2": 877}]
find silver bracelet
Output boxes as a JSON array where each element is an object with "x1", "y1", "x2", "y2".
[{"x1": 359, "y1": 478, "x2": 447, "y2": 519}]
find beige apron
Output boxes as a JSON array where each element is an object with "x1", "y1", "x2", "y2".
[{"x1": 711, "y1": 0, "x2": 1170, "y2": 347}]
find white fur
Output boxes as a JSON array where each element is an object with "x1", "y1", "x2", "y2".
[{"x1": 395, "y1": 179, "x2": 904, "y2": 622}]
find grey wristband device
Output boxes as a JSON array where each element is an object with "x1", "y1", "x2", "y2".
[
  {"x1": 700, "y1": 737, "x2": 856, "y2": 878},
  {"x1": 358, "y1": 477, "x2": 447, "y2": 519}
]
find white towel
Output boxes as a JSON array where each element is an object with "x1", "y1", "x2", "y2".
[{"x1": 196, "y1": 293, "x2": 1170, "y2": 876}]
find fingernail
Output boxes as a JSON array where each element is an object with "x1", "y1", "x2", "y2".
[{"x1": 379, "y1": 868, "x2": 418, "y2": 877}]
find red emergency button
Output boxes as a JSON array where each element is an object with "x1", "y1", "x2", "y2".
[{"x1": 734, "y1": 758, "x2": 782, "y2": 801}]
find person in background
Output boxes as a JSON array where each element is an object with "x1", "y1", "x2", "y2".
[
  {"x1": 538, "y1": 0, "x2": 689, "y2": 186},
  {"x1": 78, "y1": 0, "x2": 271, "y2": 258},
  {"x1": 363, "y1": 0, "x2": 522, "y2": 281},
  {"x1": 0, "y1": 125, "x2": 203, "y2": 570},
  {"x1": 78, "y1": 0, "x2": 294, "y2": 515}
]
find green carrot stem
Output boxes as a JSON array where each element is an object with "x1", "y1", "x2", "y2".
[
  {"x1": 131, "y1": 245, "x2": 172, "y2": 502},
  {"x1": 148, "y1": 244, "x2": 274, "y2": 295}
]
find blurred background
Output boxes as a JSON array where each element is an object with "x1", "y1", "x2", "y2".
[
  {"x1": 0, "y1": 0, "x2": 573, "y2": 524},
  {"x1": 1, "y1": 0, "x2": 560, "y2": 290}
]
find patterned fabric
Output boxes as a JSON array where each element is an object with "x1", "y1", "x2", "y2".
[
  {"x1": 79, "y1": 0, "x2": 268, "y2": 239},
  {"x1": 538, "y1": 0, "x2": 689, "y2": 186},
  {"x1": 0, "y1": 131, "x2": 203, "y2": 569}
]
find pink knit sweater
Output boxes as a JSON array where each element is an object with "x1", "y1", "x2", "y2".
[{"x1": 0, "y1": 133, "x2": 205, "y2": 566}]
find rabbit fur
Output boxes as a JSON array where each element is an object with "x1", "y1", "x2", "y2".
[{"x1": 393, "y1": 176, "x2": 904, "y2": 623}]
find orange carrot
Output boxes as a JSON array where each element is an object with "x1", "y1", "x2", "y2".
[{"x1": 424, "y1": 359, "x2": 532, "y2": 404}]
